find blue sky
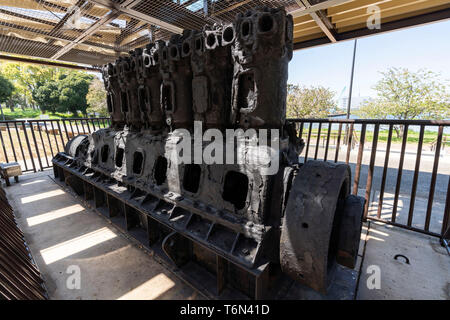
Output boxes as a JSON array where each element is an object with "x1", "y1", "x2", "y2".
[{"x1": 288, "y1": 19, "x2": 450, "y2": 106}]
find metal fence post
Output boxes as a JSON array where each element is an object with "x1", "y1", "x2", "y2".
[{"x1": 22, "y1": 121, "x2": 37, "y2": 173}]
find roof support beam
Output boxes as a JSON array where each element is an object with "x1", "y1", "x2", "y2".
[
  {"x1": 33, "y1": 0, "x2": 120, "y2": 27},
  {"x1": 87, "y1": 0, "x2": 183, "y2": 34},
  {"x1": 291, "y1": 0, "x2": 351, "y2": 18},
  {"x1": 293, "y1": 7, "x2": 450, "y2": 50},
  {"x1": 0, "y1": 8, "x2": 102, "y2": 39},
  {"x1": 48, "y1": 0, "x2": 89, "y2": 37},
  {"x1": 295, "y1": 0, "x2": 337, "y2": 42},
  {"x1": 0, "y1": 8, "x2": 57, "y2": 27},
  {"x1": 51, "y1": 9, "x2": 120, "y2": 60},
  {"x1": 0, "y1": 54, "x2": 100, "y2": 72},
  {"x1": 0, "y1": 19, "x2": 122, "y2": 55}
]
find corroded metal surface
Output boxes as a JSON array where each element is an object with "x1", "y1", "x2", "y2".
[
  {"x1": 280, "y1": 161, "x2": 352, "y2": 293},
  {"x1": 53, "y1": 7, "x2": 364, "y2": 299},
  {"x1": 0, "y1": 186, "x2": 47, "y2": 300}
]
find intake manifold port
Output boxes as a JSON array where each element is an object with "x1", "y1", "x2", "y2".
[{"x1": 222, "y1": 171, "x2": 249, "y2": 210}]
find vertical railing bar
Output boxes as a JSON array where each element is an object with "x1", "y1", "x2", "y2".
[
  {"x1": 298, "y1": 122, "x2": 304, "y2": 140},
  {"x1": 314, "y1": 122, "x2": 322, "y2": 160},
  {"x1": 392, "y1": 124, "x2": 409, "y2": 223},
  {"x1": 352, "y1": 123, "x2": 366, "y2": 195},
  {"x1": 56, "y1": 120, "x2": 65, "y2": 149},
  {"x1": 377, "y1": 124, "x2": 393, "y2": 219},
  {"x1": 68, "y1": 120, "x2": 75, "y2": 137},
  {"x1": 85, "y1": 119, "x2": 91, "y2": 133},
  {"x1": 6, "y1": 122, "x2": 18, "y2": 162},
  {"x1": 49, "y1": 121, "x2": 61, "y2": 153},
  {"x1": 304, "y1": 122, "x2": 313, "y2": 163},
  {"x1": 324, "y1": 123, "x2": 331, "y2": 162},
  {"x1": 425, "y1": 125, "x2": 444, "y2": 231},
  {"x1": 90, "y1": 119, "x2": 96, "y2": 131},
  {"x1": 442, "y1": 176, "x2": 450, "y2": 236},
  {"x1": 80, "y1": 119, "x2": 86, "y2": 134},
  {"x1": 363, "y1": 124, "x2": 379, "y2": 219},
  {"x1": 96, "y1": 118, "x2": 101, "y2": 130},
  {"x1": 85, "y1": 119, "x2": 90, "y2": 132},
  {"x1": 75, "y1": 120, "x2": 81, "y2": 135},
  {"x1": 62, "y1": 120, "x2": 70, "y2": 142},
  {"x1": 334, "y1": 123, "x2": 342, "y2": 163},
  {"x1": 29, "y1": 122, "x2": 43, "y2": 171},
  {"x1": 43, "y1": 121, "x2": 54, "y2": 165},
  {"x1": 13, "y1": 121, "x2": 28, "y2": 171},
  {"x1": 407, "y1": 125, "x2": 425, "y2": 226},
  {"x1": 0, "y1": 125, "x2": 9, "y2": 163},
  {"x1": 22, "y1": 121, "x2": 37, "y2": 172},
  {"x1": 345, "y1": 123, "x2": 354, "y2": 164},
  {"x1": 36, "y1": 122, "x2": 50, "y2": 168}
]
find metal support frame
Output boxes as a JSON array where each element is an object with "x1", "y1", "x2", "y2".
[
  {"x1": 295, "y1": 0, "x2": 337, "y2": 42},
  {"x1": 47, "y1": 0, "x2": 89, "y2": 38},
  {"x1": 87, "y1": 0, "x2": 183, "y2": 34},
  {"x1": 0, "y1": 18, "x2": 123, "y2": 57},
  {"x1": 48, "y1": 0, "x2": 185, "y2": 61},
  {"x1": 52, "y1": 10, "x2": 121, "y2": 60},
  {"x1": 290, "y1": 0, "x2": 350, "y2": 18},
  {"x1": 294, "y1": 7, "x2": 450, "y2": 50},
  {"x1": 0, "y1": 54, "x2": 100, "y2": 72}
]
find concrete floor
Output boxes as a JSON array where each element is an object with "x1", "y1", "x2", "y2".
[
  {"x1": 6, "y1": 170, "x2": 200, "y2": 300},
  {"x1": 4, "y1": 170, "x2": 450, "y2": 300},
  {"x1": 357, "y1": 221, "x2": 450, "y2": 299}
]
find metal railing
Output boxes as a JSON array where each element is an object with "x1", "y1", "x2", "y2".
[
  {"x1": 0, "y1": 185, "x2": 47, "y2": 299},
  {"x1": 291, "y1": 118, "x2": 450, "y2": 239},
  {"x1": 0, "y1": 116, "x2": 448, "y2": 239},
  {"x1": 0, "y1": 118, "x2": 111, "y2": 173}
]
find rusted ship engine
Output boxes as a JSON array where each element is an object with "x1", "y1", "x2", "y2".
[{"x1": 52, "y1": 7, "x2": 364, "y2": 299}]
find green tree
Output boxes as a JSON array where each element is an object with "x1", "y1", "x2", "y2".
[
  {"x1": 58, "y1": 72, "x2": 94, "y2": 115},
  {"x1": 86, "y1": 77, "x2": 108, "y2": 116},
  {"x1": 32, "y1": 81, "x2": 60, "y2": 114},
  {"x1": 355, "y1": 68, "x2": 450, "y2": 137},
  {"x1": 5, "y1": 91, "x2": 27, "y2": 111},
  {"x1": 286, "y1": 84, "x2": 340, "y2": 118},
  {"x1": 0, "y1": 63, "x2": 63, "y2": 110},
  {"x1": 0, "y1": 74, "x2": 14, "y2": 104}
]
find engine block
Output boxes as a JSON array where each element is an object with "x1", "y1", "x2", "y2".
[{"x1": 53, "y1": 7, "x2": 364, "y2": 299}]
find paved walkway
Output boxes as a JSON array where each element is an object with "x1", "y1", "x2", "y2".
[
  {"x1": 4, "y1": 170, "x2": 449, "y2": 300},
  {"x1": 6, "y1": 170, "x2": 200, "y2": 300}
]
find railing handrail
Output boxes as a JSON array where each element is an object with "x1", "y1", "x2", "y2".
[
  {"x1": 0, "y1": 117, "x2": 110, "y2": 124},
  {"x1": 26, "y1": 117, "x2": 110, "y2": 122},
  {"x1": 289, "y1": 118, "x2": 450, "y2": 126},
  {"x1": 0, "y1": 117, "x2": 449, "y2": 125},
  {"x1": 0, "y1": 116, "x2": 447, "y2": 238},
  {"x1": 292, "y1": 117, "x2": 450, "y2": 239}
]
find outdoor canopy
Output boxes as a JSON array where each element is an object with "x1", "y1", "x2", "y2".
[{"x1": 0, "y1": 0, "x2": 448, "y2": 70}]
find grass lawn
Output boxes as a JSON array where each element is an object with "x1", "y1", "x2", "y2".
[
  {"x1": 365, "y1": 129, "x2": 450, "y2": 144},
  {"x1": 0, "y1": 107, "x2": 94, "y2": 120},
  {"x1": 300, "y1": 127, "x2": 450, "y2": 147}
]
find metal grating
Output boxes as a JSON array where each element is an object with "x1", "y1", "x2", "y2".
[
  {"x1": 0, "y1": 0, "x2": 449, "y2": 69},
  {"x1": 0, "y1": 185, "x2": 47, "y2": 300}
]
